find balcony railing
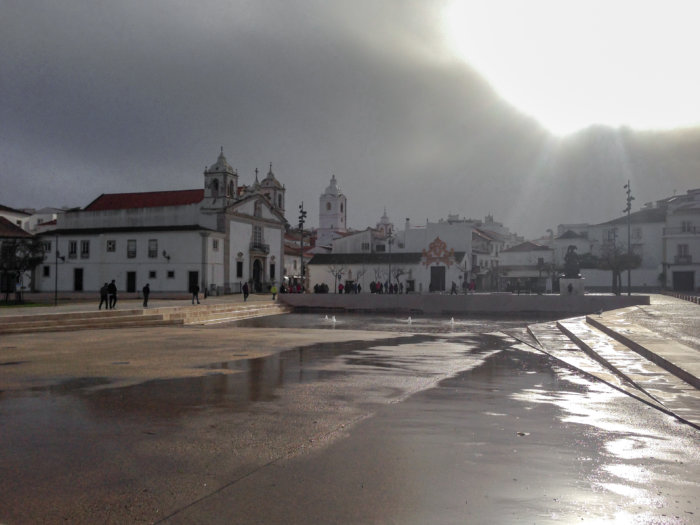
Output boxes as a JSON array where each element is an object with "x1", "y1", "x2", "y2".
[
  {"x1": 250, "y1": 242, "x2": 270, "y2": 254},
  {"x1": 674, "y1": 254, "x2": 693, "y2": 264},
  {"x1": 664, "y1": 226, "x2": 698, "y2": 235}
]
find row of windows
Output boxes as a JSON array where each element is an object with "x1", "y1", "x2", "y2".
[
  {"x1": 45, "y1": 238, "x2": 221, "y2": 260},
  {"x1": 43, "y1": 266, "x2": 176, "y2": 279}
]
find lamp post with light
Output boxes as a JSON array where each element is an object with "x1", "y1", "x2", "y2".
[{"x1": 624, "y1": 181, "x2": 635, "y2": 296}]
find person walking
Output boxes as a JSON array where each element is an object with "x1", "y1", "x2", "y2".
[
  {"x1": 191, "y1": 283, "x2": 200, "y2": 304},
  {"x1": 242, "y1": 281, "x2": 249, "y2": 302},
  {"x1": 98, "y1": 283, "x2": 109, "y2": 310},
  {"x1": 108, "y1": 280, "x2": 118, "y2": 309},
  {"x1": 142, "y1": 283, "x2": 150, "y2": 308}
]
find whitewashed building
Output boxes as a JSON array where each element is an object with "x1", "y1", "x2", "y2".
[
  {"x1": 35, "y1": 150, "x2": 287, "y2": 294},
  {"x1": 499, "y1": 241, "x2": 554, "y2": 292},
  {"x1": 307, "y1": 213, "x2": 473, "y2": 293},
  {"x1": 662, "y1": 188, "x2": 700, "y2": 291}
]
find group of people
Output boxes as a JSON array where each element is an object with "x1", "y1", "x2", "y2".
[
  {"x1": 98, "y1": 280, "x2": 120, "y2": 309},
  {"x1": 369, "y1": 281, "x2": 402, "y2": 294},
  {"x1": 99, "y1": 280, "x2": 151, "y2": 309}
]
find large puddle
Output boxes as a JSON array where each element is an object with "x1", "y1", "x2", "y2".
[{"x1": 1, "y1": 314, "x2": 698, "y2": 524}]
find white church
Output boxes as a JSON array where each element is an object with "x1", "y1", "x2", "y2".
[
  {"x1": 35, "y1": 149, "x2": 287, "y2": 295},
  {"x1": 307, "y1": 176, "x2": 475, "y2": 293}
]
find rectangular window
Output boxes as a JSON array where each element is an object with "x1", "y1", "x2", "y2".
[
  {"x1": 68, "y1": 240, "x2": 77, "y2": 259},
  {"x1": 43, "y1": 241, "x2": 52, "y2": 253},
  {"x1": 681, "y1": 221, "x2": 693, "y2": 233},
  {"x1": 678, "y1": 244, "x2": 689, "y2": 256},
  {"x1": 213, "y1": 239, "x2": 219, "y2": 251},
  {"x1": 167, "y1": 270, "x2": 175, "y2": 279},
  {"x1": 375, "y1": 244, "x2": 386, "y2": 252},
  {"x1": 632, "y1": 227, "x2": 642, "y2": 241},
  {"x1": 270, "y1": 263, "x2": 275, "y2": 280},
  {"x1": 361, "y1": 242, "x2": 370, "y2": 251},
  {"x1": 106, "y1": 240, "x2": 116, "y2": 252},
  {"x1": 148, "y1": 239, "x2": 158, "y2": 258},
  {"x1": 149, "y1": 271, "x2": 156, "y2": 279},
  {"x1": 253, "y1": 226, "x2": 263, "y2": 243},
  {"x1": 127, "y1": 239, "x2": 136, "y2": 258},
  {"x1": 43, "y1": 265, "x2": 50, "y2": 277},
  {"x1": 80, "y1": 240, "x2": 90, "y2": 259},
  {"x1": 236, "y1": 261, "x2": 243, "y2": 278}
]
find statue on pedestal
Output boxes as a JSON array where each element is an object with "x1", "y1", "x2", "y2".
[{"x1": 563, "y1": 245, "x2": 580, "y2": 278}]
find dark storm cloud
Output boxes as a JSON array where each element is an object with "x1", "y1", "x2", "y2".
[{"x1": 1, "y1": 1, "x2": 698, "y2": 236}]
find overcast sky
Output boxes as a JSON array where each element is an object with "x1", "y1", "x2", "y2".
[{"x1": 2, "y1": 1, "x2": 699, "y2": 238}]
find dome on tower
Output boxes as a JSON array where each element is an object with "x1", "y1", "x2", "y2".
[
  {"x1": 206, "y1": 147, "x2": 235, "y2": 174},
  {"x1": 261, "y1": 163, "x2": 283, "y2": 189},
  {"x1": 324, "y1": 175, "x2": 341, "y2": 196}
]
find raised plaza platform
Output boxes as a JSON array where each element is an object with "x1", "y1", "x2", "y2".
[{"x1": 279, "y1": 292, "x2": 650, "y2": 316}]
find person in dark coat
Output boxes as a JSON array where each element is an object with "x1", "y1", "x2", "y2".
[
  {"x1": 142, "y1": 283, "x2": 150, "y2": 308},
  {"x1": 242, "y1": 282, "x2": 249, "y2": 302},
  {"x1": 108, "y1": 280, "x2": 118, "y2": 309},
  {"x1": 191, "y1": 283, "x2": 200, "y2": 304},
  {"x1": 98, "y1": 283, "x2": 109, "y2": 310}
]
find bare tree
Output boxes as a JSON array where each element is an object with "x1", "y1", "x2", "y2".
[
  {"x1": 0, "y1": 238, "x2": 45, "y2": 302},
  {"x1": 598, "y1": 242, "x2": 641, "y2": 295},
  {"x1": 327, "y1": 264, "x2": 346, "y2": 293}
]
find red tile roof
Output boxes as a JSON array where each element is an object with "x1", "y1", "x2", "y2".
[
  {"x1": 0, "y1": 216, "x2": 33, "y2": 238},
  {"x1": 84, "y1": 190, "x2": 204, "y2": 211}
]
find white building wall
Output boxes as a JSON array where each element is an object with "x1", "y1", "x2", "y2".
[
  {"x1": 264, "y1": 226, "x2": 283, "y2": 282},
  {"x1": 37, "y1": 231, "x2": 208, "y2": 293},
  {"x1": 229, "y1": 220, "x2": 251, "y2": 284}
]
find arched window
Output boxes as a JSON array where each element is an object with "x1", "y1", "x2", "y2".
[
  {"x1": 278, "y1": 195, "x2": 282, "y2": 208},
  {"x1": 340, "y1": 203, "x2": 344, "y2": 213},
  {"x1": 211, "y1": 178, "x2": 219, "y2": 197},
  {"x1": 326, "y1": 202, "x2": 331, "y2": 211},
  {"x1": 228, "y1": 181, "x2": 234, "y2": 197}
]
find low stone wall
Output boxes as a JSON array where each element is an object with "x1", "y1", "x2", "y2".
[
  {"x1": 662, "y1": 292, "x2": 700, "y2": 304},
  {"x1": 279, "y1": 293, "x2": 650, "y2": 316}
]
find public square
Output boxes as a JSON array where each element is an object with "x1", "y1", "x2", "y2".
[{"x1": 1, "y1": 309, "x2": 698, "y2": 524}]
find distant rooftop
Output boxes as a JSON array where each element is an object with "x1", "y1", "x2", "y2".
[{"x1": 84, "y1": 190, "x2": 204, "y2": 211}]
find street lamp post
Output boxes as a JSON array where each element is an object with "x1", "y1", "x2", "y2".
[
  {"x1": 53, "y1": 233, "x2": 64, "y2": 306},
  {"x1": 387, "y1": 232, "x2": 394, "y2": 289},
  {"x1": 298, "y1": 202, "x2": 307, "y2": 291},
  {"x1": 624, "y1": 181, "x2": 635, "y2": 296}
]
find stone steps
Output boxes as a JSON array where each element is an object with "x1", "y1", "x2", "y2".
[
  {"x1": 527, "y1": 315, "x2": 700, "y2": 429},
  {"x1": 0, "y1": 302, "x2": 290, "y2": 334}
]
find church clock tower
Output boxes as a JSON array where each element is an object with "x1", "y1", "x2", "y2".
[
  {"x1": 203, "y1": 147, "x2": 238, "y2": 208},
  {"x1": 317, "y1": 175, "x2": 347, "y2": 248}
]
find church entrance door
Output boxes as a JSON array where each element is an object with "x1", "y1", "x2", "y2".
[
  {"x1": 430, "y1": 266, "x2": 445, "y2": 292},
  {"x1": 253, "y1": 259, "x2": 263, "y2": 292}
]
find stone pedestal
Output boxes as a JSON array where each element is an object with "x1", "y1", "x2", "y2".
[{"x1": 560, "y1": 277, "x2": 585, "y2": 296}]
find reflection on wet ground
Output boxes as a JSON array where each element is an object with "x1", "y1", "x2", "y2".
[
  {"x1": 1, "y1": 314, "x2": 698, "y2": 524},
  {"x1": 228, "y1": 312, "x2": 547, "y2": 334}
]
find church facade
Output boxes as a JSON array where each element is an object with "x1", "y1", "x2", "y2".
[{"x1": 35, "y1": 150, "x2": 287, "y2": 295}]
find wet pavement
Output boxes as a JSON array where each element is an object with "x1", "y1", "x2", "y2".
[{"x1": 1, "y1": 314, "x2": 699, "y2": 524}]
